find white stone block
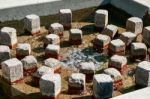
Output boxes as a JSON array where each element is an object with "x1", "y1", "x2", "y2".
[
  {"x1": 44, "y1": 34, "x2": 60, "y2": 45},
  {"x1": 69, "y1": 29, "x2": 82, "y2": 40},
  {"x1": 143, "y1": 26, "x2": 150, "y2": 46},
  {"x1": 45, "y1": 44, "x2": 60, "y2": 55},
  {"x1": 49, "y1": 23, "x2": 64, "y2": 36},
  {"x1": 79, "y1": 62, "x2": 95, "y2": 74},
  {"x1": 44, "y1": 58, "x2": 61, "y2": 70}
]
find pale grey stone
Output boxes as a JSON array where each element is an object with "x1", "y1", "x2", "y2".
[
  {"x1": 143, "y1": 26, "x2": 150, "y2": 46},
  {"x1": 49, "y1": 23, "x2": 64, "y2": 35},
  {"x1": 16, "y1": 43, "x2": 31, "y2": 56},
  {"x1": 69, "y1": 29, "x2": 82, "y2": 40},
  {"x1": 0, "y1": 45, "x2": 11, "y2": 63},
  {"x1": 44, "y1": 34, "x2": 60, "y2": 45},
  {"x1": 94, "y1": 34, "x2": 111, "y2": 46},
  {"x1": 79, "y1": 62, "x2": 95, "y2": 74},
  {"x1": 44, "y1": 58, "x2": 61, "y2": 69},
  {"x1": 45, "y1": 44, "x2": 60, "y2": 55}
]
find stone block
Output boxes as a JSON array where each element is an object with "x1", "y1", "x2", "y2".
[
  {"x1": 21, "y1": 55, "x2": 38, "y2": 76},
  {"x1": 143, "y1": 26, "x2": 150, "y2": 46},
  {"x1": 93, "y1": 74, "x2": 113, "y2": 99},
  {"x1": 0, "y1": 27, "x2": 17, "y2": 49},
  {"x1": 24, "y1": 14, "x2": 40, "y2": 35}
]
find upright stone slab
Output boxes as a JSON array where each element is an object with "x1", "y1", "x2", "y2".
[
  {"x1": 109, "y1": 55, "x2": 128, "y2": 74},
  {"x1": 24, "y1": 14, "x2": 40, "y2": 35},
  {"x1": 104, "y1": 68, "x2": 123, "y2": 90},
  {"x1": 68, "y1": 73, "x2": 86, "y2": 94},
  {"x1": 93, "y1": 34, "x2": 111, "y2": 53},
  {"x1": 126, "y1": 17, "x2": 143, "y2": 35},
  {"x1": 49, "y1": 23, "x2": 64, "y2": 37},
  {"x1": 69, "y1": 29, "x2": 82, "y2": 45},
  {"x1": 0, "y1": 27, "x2": 17, "y2": 49},
  {"x1": 40, "y1": 73, "x2": 61, "y2": 99},
  {"x1": 131, "y1": 43, "x2": 147, "y2": 60},
  {"x1": 109, "y1": 39, "x2": 126, "y2": 55},
  {"x1": 143, "y1": 26, "x2": 150, "y2": 46},
  {"x1": 16, "y1": 43, "x2": 31, "y2": 59},
  {"x1": 44, "y1": 58, "x2": 61, "y2": 74},
  {"x1": 95, "y1": 9, "x2": 108, "y2": 31},
  {"x1": 0, "y1": 45, "x2": 11, "y2": 66},
  {"x1": 44, "y1": 34, "x2": 60, "y2": 48},
  {"x1": 102, "y1": 24, "x2": 118, "y2": 38},
  {"x1": 120, "y1": 32, "x2": 136, "y2": 46},
  {"x1": 45, "y1": 44, "x2": 60, "y2": 59},
  {"x1": 79, "y1": 62, "x2": 95, "y2": 82},
  {"x1": 21, "y1": 55, "x2": 38, "y2": 76},
  {"x1": 93, "y1": 74, "x2": 113, "y2": 99},
  {"x1": 59, "y1": 9, "x2": 72, "y2": 30},
  {"x1": 135, "y1": 61, "x2": 150, "y2": 87},
  {"x1": 32, "y1": 66, "x2": 54, "y2": 86},
  {"x1": 1, "y1": 58, "x2": 23, "y2": 84}
]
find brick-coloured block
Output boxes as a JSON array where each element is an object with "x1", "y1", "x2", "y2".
[
  {"x1": 135, "y1": 61, "x2": 150, "y2": 87},
  {"x1": 24, "y1": 14, "x2": 40, "y2": 35},
  {"x1": 0, "y1": 27, "x2": 17, "y2": 49},
  {"x1": 79, "y1": 62, "x2": 95, "y2": 82},
  {"x1": 102, "y1": 24, "x2": 118, "y2": 38},
  {"x1": 40, "y1": 74, "x2": 61, "y2": 99},
  {"x1": 21, "y1": 55, "x2": 38, "y2": 76},
  {"x1": 45, "y1": 44, "x2": 60, "y2": 59},
  {"x1": 59, "y1": 9, "x2": 72, "y2": 30},
  {"x1": 16, "y1": 43, "x2": 31, "y2": 59},
  {"x1": 109, "y1": 55, "x2": 128, "y2": 74},
  {"x1": 120, "y1": 32, "x2": 136, "y2": 46},
  {"x1": 93, "y1": 74, "x2": 113, "y2": 99},
  {"x1": 126, "y1": 17, "x2": 143, "y2": 35},
  {"x1": 69, "y1": 29, "x2": 82, "y2": 45},
  {"x1": 68, "y1": 73, "x2": 86, "y2": 94},
  {"x1": 1, "y1": 58, "x2": 23, "y2": 84},
  {"x1": 143, "y1": 26, "x2": 150, "y2": 46}
]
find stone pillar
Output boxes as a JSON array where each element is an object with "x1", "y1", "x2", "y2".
[
  {"x1": 59, "y1": 9, "x2": 72, "y2": 30},
  {"x1": 93, "y1": 74, "x2": 113, "y2": 99},
  {"x1": 143, "y1": 26, "x2": 150, "y2": 46},
  {"x1": 16, "y1": 43, "x2": 31, "y2": 59},
  {"x1": 21, "y1": 55, "x2": 38, "y2": 76},
  {"x1": 0, "y1": 27, "x2": 17, "y2": 49},
  {"x1": 24, "y1": 14, "x2": 40, "y2": 35},
  {"x1": 40, "y1": 74, "x2": 61, "y2": 99}
]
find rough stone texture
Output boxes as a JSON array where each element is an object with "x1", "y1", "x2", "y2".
[
  {"x1": 44, "y1": 34, "x2": 60, "y2": 48},
  {"x1": 69, "y1": 29, "x2": 82, "y2": 45},
  {"x1": 24, "y1": 14, "x2": 40, "y2": 35},
  {"x1": 16, "y1": 43, "x2": 31, "y2": 59},
  {"x1": 126, "y1": 17, "x2": 143, "y2": 35},
  {"x1": 45, "y1": 44, "x2": 60, "y2": 59},
  {"x1": 49, "y1": 23, "x2": 64, "y2": 37},
  {"x1": 95, "y1": 9, "x2": 108, "y2": 28},
  {"x1": 109, "y1": 55, "x2": 127, "y2": 74},
  {"x1": 1, "y1": 58, "x2": 23, "y2": 84},
  {"x1": 44, "y1": 58, "x2": 61, "y2": 74},
  {"x1": 143, "y1": 26, "x2": 150, "y2": 46},
  {"x1": 0, "y1": 45, "x2": 11, "y2": 65},
  {"x1": 131, "y1": 43, "x2": 147, "y2": 59},
  {"x1": 102, "y1": 24, "x2": 118, "y2": 38},
  {"x1": 135, "y1": 61, "x2": 150, "y2": 87},
  {"x1": 40, "y1": 73, "x2": 61, "y2": 98},
  {"x1": 104, "y1": 68, "x2": 123, "y2": 90},
  {"x1": 0, "y1": 27, "x2": 17, "y2": 49},
  {"x1": 120, "y1": 32, "x2": 136, "y2": 46},
  {"x1": 21, "y1": 55, "x2": 38, "y2": 76},
  {"x1": 93, "y1": 74, "x2": 113, "y2": 99},
  {"x1": 68, "y1": 73, "x2": 86, "y2": 94},
  {"x1": 59, "y1": 9, "x2": 72, "y2": 29},
  {"x1": 109, "y1": 39, "x2": 125, "y2": 55},
  {"x1": 79, "y1": 62, "x2": 95, "y2": 82}
]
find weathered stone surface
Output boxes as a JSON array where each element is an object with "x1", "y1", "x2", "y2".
[
  {"x1": 135, "y1": 61, "x2": 150, "y2": 87},
  {"x1": 126, "y1": 17, "x2": 143, "y2": 35},
  {"x1": 59, "y1": 9, "x2": 72, "y2": 29},
  {"x1": 44, "y1": 34, "x2": 60, "y2": 47},
  {"x1": 24, "y1": 14, "x2": 40, "y2": 35},
  {"x1": 102, "y1": 24, "x2": 118, "y2": 38},
  {"x1": 40, "y1": 73, "x2": 61, "y2": 97},
  {"x1": 95, "y1": 9, "x2": 108, "y2": 28},
  {"x1": 1, "y1": 58, "x2": 23, "y2": 83},
  {"x1": 0, "y1": 27, "x2": 17, "y2": 49},
  {"x1": 120, "y1": 32, "x2": 136, "y2": 46},
  {"x1": 131, "y1": 43, "x2": 147, "y2": 58},
  {"x1": 143, "y1": 26, "x2": 150, "y2": 46},
  {"x1": 21, "y1": 55, "x2": 38, "y2": 76},
  {"x1": 49, "y1": 23, "x2": 64, "y2": 37},
  {"x1": 0, "y1": 45, "x2": 11, "y2": 64},
  {"x1": 16, "y1": 43, "x2": 31, "y2": 59},
  {"x1": 93, "y1": 74, "x2": 113, "y2": 99}
]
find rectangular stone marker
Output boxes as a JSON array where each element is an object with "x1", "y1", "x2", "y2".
[{"x1": 143, "y1": 26, "x2": 150, "y2": 46}]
